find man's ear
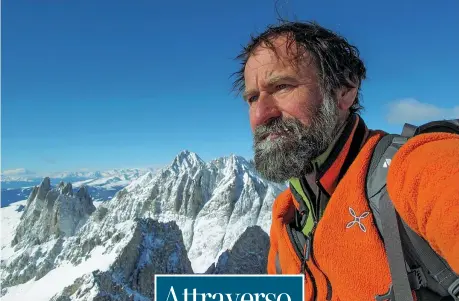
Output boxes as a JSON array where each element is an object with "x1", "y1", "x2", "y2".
[{"x1": 336, "y1": 86, "x2": 358, "y2": 111}]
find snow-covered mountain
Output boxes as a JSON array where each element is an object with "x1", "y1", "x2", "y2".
[
  {"x1": 105, "y1": 150, "x2": 285, "y2": 271},
  {"x1": 0, "y1": 151, "x2": 286, "y2": 300}
]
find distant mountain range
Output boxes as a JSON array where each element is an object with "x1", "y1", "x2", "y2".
[
  {"x1": 1, "y1": 168, "x2": 152, "y2": 188},
  {"x1": 1, "y1": 168, "x2": 153, "y2": 207}
]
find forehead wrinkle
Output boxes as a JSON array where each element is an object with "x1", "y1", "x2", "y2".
[
  {"x1": 243, "y1": 41, "x2": 309, "y2": 97},
  {"x1": 243, "y1": 59, "x2": 276, "y2": 96}
]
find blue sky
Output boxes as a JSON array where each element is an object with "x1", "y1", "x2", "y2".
[{"x1": 2, "y1": 0, "x2": 459, "y2": 174}]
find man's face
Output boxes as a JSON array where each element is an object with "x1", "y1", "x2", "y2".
[{"x1": 243, "y1": 37, "x2": 340, "y2": 182}]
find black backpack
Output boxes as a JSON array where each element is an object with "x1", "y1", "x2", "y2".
[{"x1": 366, "y1": 119, "x2": 459, "y2": 301}]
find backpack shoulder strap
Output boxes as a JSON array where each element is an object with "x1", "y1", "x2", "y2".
[
  {"x1": 367, "y1": 134, "x2": 414, "y2": 301},
  {"x1": 367, "y1": 120, "x2": 459, "y2": 301},
  {"x1": 375, "y1": 189, "x2": 415, "y2": 301},
  {"x1": 366, "y1": 134, "x2": 407, "y2": 231}
]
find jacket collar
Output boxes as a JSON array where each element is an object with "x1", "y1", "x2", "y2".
[{"x1": 290, "y1": 113, "x2": 369, "y2": 198}]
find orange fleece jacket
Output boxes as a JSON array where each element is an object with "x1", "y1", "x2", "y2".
[{"x1": 267, "y1": 131, "x2": 459, "y2": 301}]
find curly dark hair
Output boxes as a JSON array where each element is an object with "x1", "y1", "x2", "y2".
[{"x1": 233, "y1": 21, "x2": 367, "y2": 113}]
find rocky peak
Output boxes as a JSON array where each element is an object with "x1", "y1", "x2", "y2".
[
  {"x1": 209, "y1": 154, "x2": 250, "y2": 171},
  {"x1": 227, "y1": 154, "x2": 251, "y2": 174},
  {"x1": 36, "y1": 177, "x2": 51, "y2": 200},
  {"x1": 56, "y1": 181, "x2": 73, "y2": 196},
  {"x1": 170, "y1": 150, "x2": 204, "y2": 173},
  {"x1": 12, "y1": 178, "x2": 96, "y2": 247},
  {"x1": 61, "y1": 182, "x2": 73, "y2": 196},
  {"x1": 76, "y1": 185, "x2": 90, "y2": 199}
]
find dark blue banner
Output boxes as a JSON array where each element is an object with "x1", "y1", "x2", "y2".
[{"x1": 155, "y1": 275, "x2": 304, "y2": 301}]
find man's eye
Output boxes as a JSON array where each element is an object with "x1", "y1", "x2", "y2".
[
  {"x1": 276, "y1": 84, "x2": 290, "y2": 90},
  {"x1": 247, "y1": 95, "x2": 258, "y2": 103}
]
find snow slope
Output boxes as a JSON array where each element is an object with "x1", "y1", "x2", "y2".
[{"x1": 1, "y1": 200, "x2": 27, "y2": 260}]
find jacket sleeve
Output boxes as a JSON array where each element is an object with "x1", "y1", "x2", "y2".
[{"x1": 387, "y1": 132, "x2": 459, "y2": 273}]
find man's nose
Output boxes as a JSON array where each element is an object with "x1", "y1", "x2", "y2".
[{"x1": 251, "y1": 93, "x2": 281, "y2": 130}]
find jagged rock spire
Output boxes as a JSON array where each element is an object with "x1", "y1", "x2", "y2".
[{"x1": 12, "y1": 178, "x2": 96, "y2": 247}]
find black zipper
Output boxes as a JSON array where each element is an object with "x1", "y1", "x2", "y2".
[
  {"x1": 316, "y1": 179, "x2": 331, "y2": 218},
  {"x1": 313, "y1": 180, "x2": 333, "y2": 300},
  {"x1": 315, "y1": 183, "x2": 321, "y2": 220},
  {"x1": 286, "y1": 223, "x2": 317, "y2": 300},
  {"x1": 298, "y1": 174, "x2": 333, "y2": 301}
]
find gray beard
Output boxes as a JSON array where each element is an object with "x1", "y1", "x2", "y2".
[{"x1": 252, "y1": 95, "x2": 340, "y2": 183}]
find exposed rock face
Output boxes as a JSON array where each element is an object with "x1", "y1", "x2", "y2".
[
  {"x1": 60, "y1": 182, "x2": 74, "y2": 196},
  {"x1": 50, "y1": 219, "x2": 192, "y2": 301},
  {"x1": 12, "y1": 178, "x2": 96, "y2": 248},
  {"x1": 208, "y1": 226, "x2": 270, "y2": 274}
]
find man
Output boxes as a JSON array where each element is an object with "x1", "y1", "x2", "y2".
[{"x1": 233, "y1": 21, "x2": 459, "y2": 301}]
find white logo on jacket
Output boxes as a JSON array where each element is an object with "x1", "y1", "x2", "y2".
[{"x1": 346, "y1": 207, "x2": 370, "y2": 232}]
